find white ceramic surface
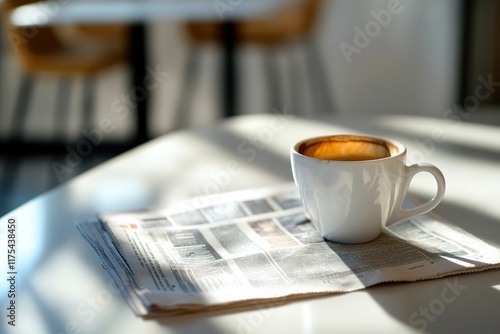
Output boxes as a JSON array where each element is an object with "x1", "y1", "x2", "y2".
[{"x1": 291, "y1": 135, "x2": 446, "y2": 243}]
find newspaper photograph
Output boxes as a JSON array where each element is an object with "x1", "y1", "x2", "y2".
[{"x1": 76, "y1": 183, "x2": 500, "y2": 318}]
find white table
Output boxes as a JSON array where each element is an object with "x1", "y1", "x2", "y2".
[
  {"x1": 2, "y1": 114, "x2": 500, "y2": 333},
  {"x1": 9, "y1": 0, "x2": 291, "y2": 25}
]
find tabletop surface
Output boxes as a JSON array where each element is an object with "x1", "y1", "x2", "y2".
[
  {"x1": 9, "y1": 0, "x2": 293, "y2": 26},
  {"x1": 1, "y1": 113, "x2": 500, "y2": 333}
]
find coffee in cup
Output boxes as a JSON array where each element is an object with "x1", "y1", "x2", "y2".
[{"x1": 298, "y1": 135, "x2": 393, "y2": 161}]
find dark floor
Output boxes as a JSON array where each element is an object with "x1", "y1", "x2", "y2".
[{"x1": 0, "y1": 147, "x2": 128, "y2": 216}]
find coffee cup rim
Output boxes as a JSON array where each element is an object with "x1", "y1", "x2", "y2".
[{"x1": 292, "y1": 134, "x2": 406, "y2": 162}]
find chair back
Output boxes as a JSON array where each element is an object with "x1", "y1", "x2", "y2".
[
  {"x1": 185, "y1": 0, "x2": 323, "y2": 46},
  {"x1": 2, "y1": 0, "x2": 129, "y2": 75}
]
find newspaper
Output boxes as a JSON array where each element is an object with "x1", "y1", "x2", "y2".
[{"x1": 76, "y1": 183, "x2": 500, "y2": 318}]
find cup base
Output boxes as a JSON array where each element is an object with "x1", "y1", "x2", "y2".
[{"x1": 322, "y1": 231, "x2": 382, "y2": 244}]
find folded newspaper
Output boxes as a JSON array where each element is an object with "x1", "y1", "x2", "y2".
[{"x1": 76, "y1": 183, "x2": 500, "y2": 318}]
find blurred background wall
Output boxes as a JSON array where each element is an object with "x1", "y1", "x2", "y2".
[{"x1": 317, "y1": 0, "x2": 462, "y2": 117}]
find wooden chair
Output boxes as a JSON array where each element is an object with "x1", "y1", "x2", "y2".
[
  {"x1": 180, "y1": 0, "x2": 332, "y2": 117},
  {"x1": 184, "y1": 0, "x2": 322, "y2": 46},
  {"x1": 3, "y1": 0, "x2": 130, "y2": 75},
  {"x1": 2, "y1": 0, "x2": 131, "y2": 145}
]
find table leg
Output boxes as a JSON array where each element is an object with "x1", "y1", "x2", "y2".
[
  {"x1": 222, "y1": 21, "x2": 236, "y2": 117},
  {"x1": 132, "y1": 22, "x2": 234, "y2": 137},
  {"x1": 130, "y1": 24, "x2": 148, "y2": 144}
]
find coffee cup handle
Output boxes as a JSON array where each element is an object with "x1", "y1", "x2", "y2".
[{"x1": 389, "y1": 163, "x2": 446, "y2": 224}]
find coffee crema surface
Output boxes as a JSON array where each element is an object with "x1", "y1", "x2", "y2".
[{"x1": 299, "y1": 136, "x2": 394, "y2": 161}]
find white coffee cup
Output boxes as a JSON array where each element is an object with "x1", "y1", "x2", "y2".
[{"x1": 290, "y1": 135, "x2": 446, "y2": 244}]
